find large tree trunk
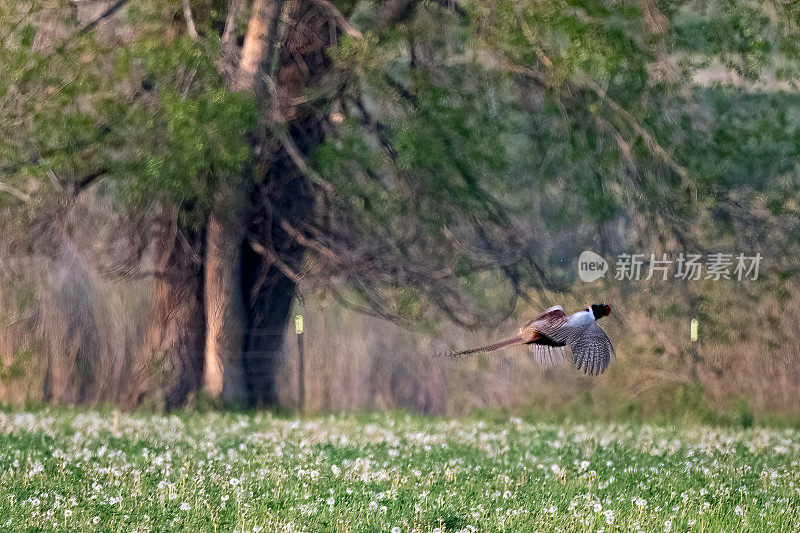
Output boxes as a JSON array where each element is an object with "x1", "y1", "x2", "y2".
[
  {"x1": 243, "y1": 147, "x2": 314, "y2": 405},
  {"x1": 242, "y1": 260, "x2": 296, "y2": 406},
  {"x1": 188, "y1": 0, "x2": 337, "y2": 407},
  {"x1": 236, "y1": 0, "x2": 334, "y2": 405},
  {"x1": 203, "y1": 186, "x2": 249, "y2": 403},
  {"x1": 202, "y1": 0, "x2": 284, "y2": 402},
  {"x1": 237, "y1": 0, "x2": 284, "y2": 92},
  {"x1": 127, "y1": 220, "x2": 205, "y2": 410},
  {"x1": 238, "y1": 0, "x2": 335, "y2": 403}
]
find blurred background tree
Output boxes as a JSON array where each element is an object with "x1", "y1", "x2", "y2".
[{"x1": 0, "y1": 0, "x2": 798, "y2": 418}]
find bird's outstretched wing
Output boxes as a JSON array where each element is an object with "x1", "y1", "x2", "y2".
[
  {"x1": 527, "y1": 344, "x2": 567, "y2": 367},
  {"x1": 520, "y1": 306, "x2": 569, "y2": 339},
  {"x1": 519, "y1": 306, "x2": 570, "y2": 367},
  {"x1": 563, "y1": 321, "x2": 616, "y2": 375}
]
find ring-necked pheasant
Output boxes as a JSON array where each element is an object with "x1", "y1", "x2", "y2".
[{"x1": 449, "y1": 304, "x2": 616, "y2": 375}]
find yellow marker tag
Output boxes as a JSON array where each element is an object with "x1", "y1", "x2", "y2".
[
  {"x1": 690, "y1": 318, "x2": 698, "y2": 342},
  {"x1": 295, "y1": 315, "x2": 304, "y2": 335}
]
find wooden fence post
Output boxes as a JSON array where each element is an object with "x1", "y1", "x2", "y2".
[{"x1": 295, "y1": 315, "x2": 305, "y2": 414}]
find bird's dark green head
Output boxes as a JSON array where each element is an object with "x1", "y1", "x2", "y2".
[{"x1": 591, "y1": 303, "x2": 611, "y2": 320}]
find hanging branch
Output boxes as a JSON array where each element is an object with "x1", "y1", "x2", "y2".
[
  {"x1": 182, "y1": 0, "x2": 199, "y2": 39},
  {"x1": 274, "y1": 126, "x2": 334, "y2": 192},
  {"x1": 77, "y1": 0, "x2": 130, "y2": 35},
  {"x1": 309, "y1": 0, "x2": 362, "y2": 38},
  {"x1": 579, "y1": 78, "x2": 692, "y2": 183},
  {"x1": 221, "y1": 0, "x2": 244, "y2": 48},
  {"x1": 247, "y1": 237, "x2": 305, "y2": 283},
  {"x1": 0, "y1": 182, "x2": 31, "y2": 203}
]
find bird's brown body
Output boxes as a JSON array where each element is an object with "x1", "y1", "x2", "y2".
[
  {"x1": 518, "y1": 307, "x2": 569, "y2": 345},
  {"x1": 451, "y1": 307, "x2": 568, "y2": 356}
]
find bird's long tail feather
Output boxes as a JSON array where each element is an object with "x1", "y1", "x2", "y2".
[{"x1": 445, "y1": 336, "x2": 523, "y2": 358}]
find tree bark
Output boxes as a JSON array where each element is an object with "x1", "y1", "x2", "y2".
[
  {"x1": 236, "y1": 0, "x2": 333, "y2": 405},
  {"x1": 182, "y1": 0, "x2": 199, "y2": 40},
  {"x1": 243, "y1": 152, "x2": 313, "y2": 405},
  {"x1": 242, "y1": 260, "x2": 296, "y2": 406},
  {"x1": 205, "y1": 0, "x2": 343, "y2": 406},
  {"x1": 203, "y1": 186, "x2": 249, "y2": 403},
  {"x1": 222, "y1": 0, "x2": 244, "y2": 50},
  {"x1": 236, "y1": 0, "x2": 284, "y2": 92},
  {"x1": 202, "y1": 0, "x2": 284, "y2": 403},
  {"x1": 130, "y1": 221, "x2": 205, "y2": 410}
]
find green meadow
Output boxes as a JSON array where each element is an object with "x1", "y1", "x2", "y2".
[{"x1": 0, "y1": 408, "x2": 797, "y2": 532}]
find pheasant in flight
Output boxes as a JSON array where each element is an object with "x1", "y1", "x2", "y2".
[{"x1": 449, "y1": 304, "x2": 616, "y2": 375}]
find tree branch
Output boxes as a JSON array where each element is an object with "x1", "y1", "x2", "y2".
[
  {"x1": 0, "y1": 182, "x2": 31, "y2": 203},
  {"x1": 310, "y1": 0, "x2": 362, "y2": 38},
  {"x1": 77, "y1": 0, "x2": 130, "y2": 35},
  {"x1": 507, "y1": 57, "x2": 695, "y2": 198},
  {"x1": 222, "y1": 0, "x2": 244, "y2": 48},
  {"x1": 275, "y1": 127, "x2": 334, "y2": 192},
  {"x1": 46, "y1": 169, "x2": 63, "y2": 192},
  {"x1": 278, "y1": 219, "x2": 338, "y2": 262},
  {"x1": 374, "y1": 0, "x2": 466, "y2": 32},
  {"x1": 587, "y1": 80, "x2": 694, "y2": 195},
  {"x1": 350, "y1": 97, "x2": 397, "y2": 161},
  {"x1": 374, "y1": 0, "x2": 419, "y2": 32},
  {"x1": 247, "y1": 237, "x2": 305, "y2": 283},
  {"x1": 73, "y1": 169, "x2": 106, "y2": 195},
  {"x1": 182, "y1": 0, "x2": 199, "y2": 39}
]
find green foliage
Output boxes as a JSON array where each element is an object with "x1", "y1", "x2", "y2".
[
  {"x1": 0, "y1": 407, "x2": 797, "y2": 530},
  {"x1": 0, "y1": 4, "x2": 104, "y2": 203},
  {"x1": 0, "y1": 2, "x2": 255, "y2": 222},
  {"x1": 113, "y1": 37, "x2": 256, "y2": 218},
  {"x1": 310, "y1": 0, "x2": 800, "y2": 322},
  {"x1": 683, "y1": 88, "x2": 800, "y2": 194},
  {"x1": 671, "y1": 0, "x2": 781, "y2": 80},
  {"x1": 0, "y1": 346, "x2": 34, "y2": 381},
  {"x1": 125, "y1": 40, "x2": 255, "y2": 210},
  {"x1": 477, "y1": 0, "x2": 649, "y2": 85}
]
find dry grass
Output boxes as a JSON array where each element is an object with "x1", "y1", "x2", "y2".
[
  {"x1": 273, "y1": 277, "x2": 800, "y2": 422},
  {"x1": 3, "y1": 256, "x2": 799, "y2": 422},
  {"x1": 1, "y1": 195, "x2": 798, "y2": 422}
]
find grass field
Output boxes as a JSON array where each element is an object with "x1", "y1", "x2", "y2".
[{"x1": 0, "y1": 408, "x2": 797, "y2": 532}]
